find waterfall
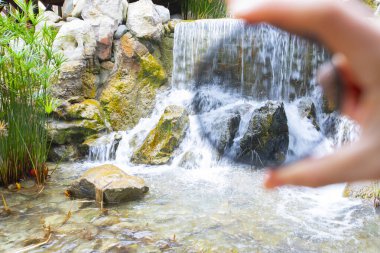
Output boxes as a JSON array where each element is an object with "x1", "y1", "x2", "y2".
[
  {"x1": 89, "y1": 19, "x2": 359, "y2": 165},
  {"x1": 172, "y1": 19, "x2": 328, "y2": 101}
]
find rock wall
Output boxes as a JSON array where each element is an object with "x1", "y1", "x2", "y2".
[{"x1": 46, "y1": 0, "x2": 179, "y2": 161}]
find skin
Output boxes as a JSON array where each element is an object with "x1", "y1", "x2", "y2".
[{"x1": 227, "y1": 0, "x2": 380, "y2": 188}]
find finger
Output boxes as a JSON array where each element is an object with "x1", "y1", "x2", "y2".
[{"x1": 264, "y1": 137, "x2": 380, "y2": 188}]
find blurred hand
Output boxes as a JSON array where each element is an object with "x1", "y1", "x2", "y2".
[{"x1": 228, "y1": 0, "x2": 380, "y2": 188}]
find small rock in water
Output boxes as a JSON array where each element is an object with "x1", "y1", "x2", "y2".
[
  {"x1": 68, "y1": 164, "x2": 149, "y2": 204},
  {"x1": 178, "y1": 151, "x2": 203, "y2": 170}
]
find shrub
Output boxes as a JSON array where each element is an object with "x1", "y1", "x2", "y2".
[{"x1": 0, "y1": 0, "x2": 63, "y2": 186}]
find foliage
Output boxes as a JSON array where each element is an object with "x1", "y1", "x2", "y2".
[
  {"x1": 0, "y1": 0, "x2": 63, "y2": 186},
  {"x1": 182, "y1": 0, "x2": 227, "y2": 20}
]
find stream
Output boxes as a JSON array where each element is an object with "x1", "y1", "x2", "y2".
[{"x1": 1, "y1": 19, "x2": 379, "y2": 253}]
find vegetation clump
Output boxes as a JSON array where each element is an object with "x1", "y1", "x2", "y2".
[
  {"x1": 0, "y1": 0, "x2": 63, "y2": 186},
  {"x1": 181, "y1": 0, "x2": 227, "y2": 20}
]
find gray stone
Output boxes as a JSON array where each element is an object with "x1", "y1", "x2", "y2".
[
  {"x1": 155, "y1": 4, "x2": 170, "y2": 23},
  {"x1": 127, "y1": 0, "x2": 164, "y2": 41},
  {"x1": 237, "y1": 101, "x2": 289, "y2": 167},
  {"x1": 68, "y1": 164, "x2": 149, "y2": 203},
  {"x1": 114, "y1": 25, "x2": 128, "y2": 39},
  {"x1": 81, "y1": 0, "x2": 128, "y2": 25},
  {"x1": 53, "y1": 19, "x2": 97, "y2": 62}
]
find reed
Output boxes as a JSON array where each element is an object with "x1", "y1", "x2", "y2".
[
  {"x1": 0, "y1": 0, "x2": 63, "y2": 186},
  {"x1": 182, "y1": 0, "x2": 227, "y2": 20}
]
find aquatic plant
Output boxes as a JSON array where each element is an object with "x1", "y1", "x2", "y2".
[
  {"x1": 182, "y1": 0, "x2": 227, "y2": 20},
  {"x1": 0, "y1": 0, "x2": 63, "y2": 186}
]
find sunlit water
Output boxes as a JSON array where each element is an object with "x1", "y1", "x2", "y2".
[{"x1": 1, "y1": 20, "x2": 378, "y2": 252}]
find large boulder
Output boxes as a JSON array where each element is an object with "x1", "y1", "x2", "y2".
[
  {"x1": 131, "y1": 105, "x2": 189, "y2": 165},
  {"x1": 81, "y1": 0, "x2": 128, "y2": 25},
  {"x1": 237, "y1": 101, "x2": 289, "y2": 167},
  {"x1": 53, "y1": 19, "x2": 96, "y2": 62},
  {"x1": 127, "y1": 0, "x2": 169, "y2": 41},
  {"x1": 100, "y1": 34, "x2": 167, "y2": 130},
  {"x1": 68, "y1": 164, "x2": 149, "y2": 203}
]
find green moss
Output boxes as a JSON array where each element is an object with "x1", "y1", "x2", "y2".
[
  {"x1": 138, "y1": 54, "x2": 168, "y2": 88},
  {"x1": 82, "y1": 72, "x2": 97, "y2": 99}
]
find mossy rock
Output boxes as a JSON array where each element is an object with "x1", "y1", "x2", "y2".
[
  {"x1": 344, "y1": 181, "x2": 380, "y2": 199},
  {"x1": 160, "y1": 35, "x2": 174, "y2": 77},
  {"x1": 131, "y1": 105, "x2": 189, "y2": 165},
  {"x1": 66, "y1": 99, "x2": 105, "y2": 124},
  {"x1": 237, "y1": 101, "x2": 289, "y2": 167},
  {"x1": 82, "y1": 72, "x2": 97, "y2": 99},
  {"x1": 47, "y1": 119, "x2": 106, "y2": 145},
  {"x1": 100, "y1": 52, "x2": 167, "y2": 131}
]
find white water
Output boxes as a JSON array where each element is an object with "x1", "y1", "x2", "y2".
[{"x1": 81, "y1": 20, "x2": 377, "y2": 252}]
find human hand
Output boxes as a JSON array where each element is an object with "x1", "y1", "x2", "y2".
[{"x1": 227, "y1": 0, "x2": 380, "y2": 188}]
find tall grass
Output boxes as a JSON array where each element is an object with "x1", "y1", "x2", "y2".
[
  {"x1": 0, "y1": 0, "x2": 63, "y2": 186},
  {"x1": 182, "y1": 0, "x2": 227, "y2": 20}
]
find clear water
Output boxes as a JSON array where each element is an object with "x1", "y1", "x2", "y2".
[{"x1": 0, "y1": 19, "x2": 377, "y2": 253}]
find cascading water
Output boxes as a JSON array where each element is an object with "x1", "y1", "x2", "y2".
[{"x1": 81, "y1": 20, "x2": 380, "y2": 252}]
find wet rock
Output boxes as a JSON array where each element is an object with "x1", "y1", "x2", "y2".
[
  {"x1": 84, "y1": 133, "x2": 123, "y2": 161},
  {"x1": 208, "y1": 110, "x2": 241, "y2": 156},
  {"x1": 68, "y1": 164, "x2": 149, "y2": 203},
  {"x1": 237, "y1": 101, "x2": 289, "y2": 167},
  {"x1": 192, "y1": 90, "x2": 223, "y2": 114},
  {"x1": 131, "y1": 105, "x2": 189, "y2": 165},
  {"x1": 297, "y1": 98, "x2": 320, "y2": 130},
  {"x1": 160, "y1": 35, "x2": 174, "y2": 77},
  {"x1": 92, "y1": 216, "x2": 121, "y2": 227},
  {"x1": 53, "y1": 19, "x2": 96, "y2": 62},
  {"x1": 114, "y1": 25, "x2": 128, "y2": 40},
  {"x1": 178, "y1": 151, "x2": 202, "y2": 169},
  {"x1": 48, "y1": 144, "x2": 87, "y2": 162},
  {"x1": 344, "y1": 181, "x2": 380, "y2": 199},
  {"x1": 127, "y1": 0, "x2": 166, "y2": 41},
  {"x1": 322, "y1": 112, "x2": 340, "y2": 139},
  {"x1": 100, "y1": 34, "x2": 167, "y2": 130}
]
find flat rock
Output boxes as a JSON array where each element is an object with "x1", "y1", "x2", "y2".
[{"x1": 68, "y1": 164, "x2": 149, "y2": 204}]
